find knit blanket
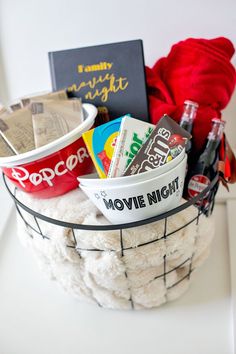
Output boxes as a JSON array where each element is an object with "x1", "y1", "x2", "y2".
[{"x1": 16, "y1": 187, "x2": 214, "y2": 310}]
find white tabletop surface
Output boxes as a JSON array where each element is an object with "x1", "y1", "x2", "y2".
[{"x1": 0, "y1": 203, "x2": 234, "y2": 354}]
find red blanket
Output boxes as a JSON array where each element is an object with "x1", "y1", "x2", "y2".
[{"x1": 146, "y1": 37, "x2": 236, "y2": 156}]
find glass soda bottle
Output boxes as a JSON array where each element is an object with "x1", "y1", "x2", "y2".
[
  {"x1": 179, "y1": 100, "x2": 199, "y2": 153},
  {"x1": 187, "y1": 118, "x2": 225, "y2": 201}
]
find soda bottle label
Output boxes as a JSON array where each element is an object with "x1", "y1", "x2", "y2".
[{"x1": 188, "y1": 174, "x2": 210, "y2": 198}]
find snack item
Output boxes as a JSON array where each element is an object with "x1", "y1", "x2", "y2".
[
  {"x1": 108, "y1": 117, "x2": 154, "y2": 177},
  {"x1": 82, "y1": 117, "x2": 124, "y2": 178},
  {"x1": 31, "y1": 99, "x2": 83, "y2": 148},
  {"x1": 124, "y1": 115, "x2": 191, "y2": 176},
  {"x1": 21, "y1": 98, "x2": 31, "y2": 107},
  {"x1": 10, "y1": 102, "x2": 22, "y2": 111},
  {"x1": 0, "y1": 106, "x2": 10, "y2": 118},
  {"x1": 21, "y1": 89, "x2": 68, "y2": 107},
  {"x1": 0, "y1": 107, "x2": 35, "y2": 154},
  {"x1": 0, "y1": 136, "x2": 15, "y2": 157}
]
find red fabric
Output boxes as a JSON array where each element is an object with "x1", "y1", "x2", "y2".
[
  {"x1": 146, "y1": 37, "x2": 236, "y2": 154},
  {"x1": 225, "y1": 156, "x2": 231, "y2": 179}
]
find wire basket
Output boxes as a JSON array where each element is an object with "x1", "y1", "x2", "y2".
[{"x1": 3, "y1": 173, "x2": 218, "y2": 310}]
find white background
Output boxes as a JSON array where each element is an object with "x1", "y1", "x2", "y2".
[{"x1": 0, "y1": 1, "x2": 235, "y2": 353}]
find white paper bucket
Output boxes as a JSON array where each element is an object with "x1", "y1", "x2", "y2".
[{"x1": 78, "y1": 148, "x2": 185, "y2": 188}]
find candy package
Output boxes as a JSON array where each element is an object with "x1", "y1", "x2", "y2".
[
  {"x1": 31, "y1": 99, "x2": 83, "y2": 148},
  {"x1": 82, "y1": 117, "x2": 125, "y2": 178},
  {"x1": 124, "y1": 115, "x2": 191, "y2": 176},
  {"x1": 0, "y1": 107, "x2": 35, "y2": 154},
  {"x1": 108, "y1": 116, "x2": 154, "y2": 177},
  {"x1": 21, "y1": 89, "x2": 68, "y2": 107},
  {"x1": 0, "y1": 136, "x2": 15, "y2": 157}
]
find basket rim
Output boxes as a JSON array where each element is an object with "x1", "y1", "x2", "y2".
[{"x1": 3, "y1": 173, "x2": 218, "y2": 231}]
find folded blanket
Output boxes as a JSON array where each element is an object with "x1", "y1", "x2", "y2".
[
  {"x1": 146, "y1": 37, "x2": 236, "y2": 157},
  {"x1": 16, "y1": 187, "x2": 214, "y2": 310}
]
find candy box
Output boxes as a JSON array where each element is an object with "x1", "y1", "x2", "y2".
[
  {"x1": 82, "y1": 116, "x2": 128, "y2": 178},
  {"x1": 124, "y1": 115, "x2": 191, "y2": 176},
  {"x1": 108, "y1": 116, "x2": 154, "y2": 177}
]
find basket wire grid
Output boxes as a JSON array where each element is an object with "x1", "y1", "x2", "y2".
[{"x1": 3, "y1": 173, "x2": 219, "y2": 309}]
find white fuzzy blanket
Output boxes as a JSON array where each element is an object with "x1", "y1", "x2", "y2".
[{"x1": 15, "y1": 187, "x2": 214, "y2": 310}]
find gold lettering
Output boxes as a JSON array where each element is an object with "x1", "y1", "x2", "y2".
[
  {"x1": 77, "y1": 65, "x2": 84, "y2": 73},
  {"x1": 91, "y1": 64, "x2": 101, "y2": 71},
  {"x1": 67, "y1": 84, "x2": 78, "y2": 92},
  {"x1": 77, "y1": 62, "x2": 113, "y2": 74},
  {"x1": 68, "y1": 73, "x2": 129, "y2": 102},
  {"x1": 117, "y1": 77, "x2": 129, "y2": 91}
]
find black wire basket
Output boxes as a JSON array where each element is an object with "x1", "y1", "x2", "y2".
[{"x1": 3, "y1": 173, "x2": 219, "y2": 310}]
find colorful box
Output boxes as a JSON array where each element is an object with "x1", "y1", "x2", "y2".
[
  {"x1": 82, "y1": 116, "x2": 127, "y2": 178},
  {"x1": 108, "y1": 117, "x2": 154, "y2": 177}
]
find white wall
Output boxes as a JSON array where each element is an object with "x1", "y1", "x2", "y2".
[{"x1": 0, "y1": 0, "x2": 235, "y2": 147}]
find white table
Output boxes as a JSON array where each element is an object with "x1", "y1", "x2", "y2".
[{"x1": 0, "y1": 191, "x2": 235, "y2": 354}]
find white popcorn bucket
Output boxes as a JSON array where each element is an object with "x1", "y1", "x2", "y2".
[{"x1": 78, "y1": 148, "x2": 185, "y2": 188}]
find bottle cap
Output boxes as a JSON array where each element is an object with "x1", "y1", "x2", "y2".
[
  {"x1": 208, "y1": 118, "x2": 225, "y2": 141},
  {"x1": 212, "y1": 118, "x2": 226, "y2": 125},
  {"x1": 184, "y1": 100, "x2": 199, "y2": 108},
  {"x1": 181, "y1": 100, "x2": 199, "y2": 124}
]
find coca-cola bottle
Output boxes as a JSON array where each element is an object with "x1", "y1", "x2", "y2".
[
  {"x1": 186, "y1": 118, "x2": 225, "y2": 211},
  {"x1": 179, "y1": 100, "x2": 199, "y2": 153}
]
